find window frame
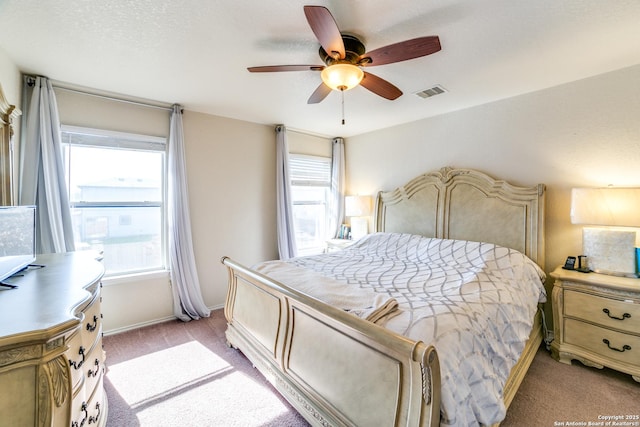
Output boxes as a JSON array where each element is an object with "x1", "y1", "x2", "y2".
[
  {"x1": 60, "y1": 125, "x2": 168, "y2": 277},
  {"x1": 289, "y1": 153, "x2": 332, "y2": 256}
]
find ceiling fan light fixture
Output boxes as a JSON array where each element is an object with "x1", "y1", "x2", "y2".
[{"x1": 321, "y1": 64, "x2": 364, "y2": 91}]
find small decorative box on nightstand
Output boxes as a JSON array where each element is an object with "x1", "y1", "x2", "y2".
[{"x1": 550, "y1": 266, "x2": 640, "y2": 382}]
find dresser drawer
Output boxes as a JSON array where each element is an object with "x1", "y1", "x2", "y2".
[
  {"x1": 68, "y1": 326, "x2": 104, "y2": 391},
  {"x1": 564, "y1": 290, "x2": 640, "y2": 333},
  {"x1": 564, "y1": 318, "x2": 640, "y2": 367},
  {"x1": 82, "y1": 334, "x2": 105, "y2": 396},
  {"x1": 70, "y1": 375, "x2": 105, "y2": 427}
]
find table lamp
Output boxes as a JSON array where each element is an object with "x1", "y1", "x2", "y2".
[
  {"x1": 345, "y1": 195, "x2": 373, "y2": 240},
  {"x1": 570, "y1": 187, "x2": 640, "y2": 277}
]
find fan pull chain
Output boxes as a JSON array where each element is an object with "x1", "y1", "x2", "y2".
[{"x1": 341, "y1": 88, "x2": 345, "y2": 125}]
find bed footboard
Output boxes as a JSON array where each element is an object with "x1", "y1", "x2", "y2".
[{"x1": 222, "y1": 256, "x2": 441, "y2": 427}]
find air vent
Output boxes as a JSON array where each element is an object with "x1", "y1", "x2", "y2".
[{"x1": 415, "y1": 85, "x2": 447, "y2": 99}]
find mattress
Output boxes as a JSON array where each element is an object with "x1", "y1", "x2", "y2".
[{"x1": 256, "y1": 232, "x2": 547, "y2": 426}]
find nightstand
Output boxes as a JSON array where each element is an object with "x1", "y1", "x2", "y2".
[
  {"x1": 325, "y1": 238, "x2": 355, "y2": 253},
  {"x1": 550, "y1": 266, "x2": 640, "y2": 382}
]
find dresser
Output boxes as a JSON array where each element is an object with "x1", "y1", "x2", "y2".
[
  {"x1": 550, "y1": 266, "x2": 640, "y2": 382},
  {"x1": 0, "y1": 251, "x2": 107, "y2": 427}
]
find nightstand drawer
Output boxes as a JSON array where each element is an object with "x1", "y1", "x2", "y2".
[
  {"x1": 564, "y1": 318, "x2": 639, "y2": 366},
  {"x1": 565, "y1": 290, "x2": 640, "y2": 333}
]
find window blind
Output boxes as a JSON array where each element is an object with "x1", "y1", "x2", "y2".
[{"x1": 289, "y1": 154, "x2": 331, "y2": 186}]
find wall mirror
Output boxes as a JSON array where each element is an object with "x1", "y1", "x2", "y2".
[{"x1": 0, "y1": 84, "x2": 21, "y2": 206}]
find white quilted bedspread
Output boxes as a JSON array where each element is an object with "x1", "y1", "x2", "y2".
[{"x1": 271, "y1": 232, "x2": 546, "y2": 426}]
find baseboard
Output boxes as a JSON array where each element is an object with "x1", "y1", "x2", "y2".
[{"x1": 103, "y1": 304, "x2": 224, "y2": 336}]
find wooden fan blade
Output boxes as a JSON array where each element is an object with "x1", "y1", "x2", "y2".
[
  {"x1": 303, "y1": 5, "x2": 345, "y2": 59},
  {"x1": 359, "y1": 36, "x2": 441, "y2": 66},
  {"x1": 360, "y1": 72, "x2": 402, "y2": 100},
  {"x1": 307, "y1": 83, "x2": 332, "y2": 104},
  {"x1": 248, "y1": 65, "x2": 324, "y2": 72}
]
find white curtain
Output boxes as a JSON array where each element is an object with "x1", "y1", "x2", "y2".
[
  {"x1": 276, "y1": 125, "x2": 297, "y2": 259},
  {"x1": 329, "y1": 137, "x2": 346, "y2": 238},
  {"x1": 168, "y1": 105, "x2": 210, "y2": 321},
  {"x1": 19, "y1": 76, "x2": 75, "y2": 254}
]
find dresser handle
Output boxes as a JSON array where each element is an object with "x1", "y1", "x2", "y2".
[
  {"x1": 602, "y1": 338, "x2": 631, "y2": 353},
  {"x1": 70, "y1": 346, "x2": 85, "y2": 370},
  {"x1": 88, "y1": 358, "x2": 100, "y2": 378},
  {"x1": 602, "y1": 308, "x2": 631, "y2": 321},
  {"x1": 86, "y1": 315, "x2": 98, "y2": 332},
  {"x1": 71, "y1": 401, "x2": 88, "y2": 427},
  {"x1": 88, "y1": 402, "x2": 101, "y2": 424}
]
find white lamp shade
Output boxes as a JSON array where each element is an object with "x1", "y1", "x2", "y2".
[
  {"x1": 570, "y1": 187, "x2": 640, "y2": 227},
  {"x1": 345, "y1": 195, "x2": 373, "y2": 217}
]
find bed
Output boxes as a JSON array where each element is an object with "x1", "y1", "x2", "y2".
[{"x1": 222, "y1": 166, "x2": 546, "y2": 427}]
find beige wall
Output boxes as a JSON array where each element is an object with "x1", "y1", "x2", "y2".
[
  {"x1": 346, "y1": 64, "x2": 640, "y2": 315},
  {"x1": 0, "y1": 47, "x2": 21, "y2": 107},
  {"x1": 182, "y1": 111, "x2": 277, "y2": 310},
  {"x1": 288, "y1": 129, "x2": 332, "y2": 157},
  {"x1": 55, "y1": 87, "x2": 170, "y2": 137}
]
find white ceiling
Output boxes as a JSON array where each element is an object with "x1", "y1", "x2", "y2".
[{"x1": 1, "y1": 0, "x2": 639, "y2": 138}]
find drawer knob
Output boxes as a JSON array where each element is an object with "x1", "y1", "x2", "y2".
[
  {"x1": 602, "y1": 308, "x2": 631, "y2": 321},
  {"x1": 602, "y1": 338, "x2": 632, "y2": 353}
]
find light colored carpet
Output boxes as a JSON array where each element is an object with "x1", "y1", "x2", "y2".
[
  {"x1": 502, "y1": 342, "x2": 640, "y2": 427},
  {"x1": 103, "y1": 309, "x2": 308, "y2": 427},
  {"x1": 103, "y1": 309, "x2": 640, "y2": 426}
]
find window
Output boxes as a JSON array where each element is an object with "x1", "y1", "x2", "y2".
[
  {"x1": 289, "y1": 154, "x2": 332, "y2": 256},
  {"x1": 61, "y1": 126, "x2": 166, "y2": 276}
]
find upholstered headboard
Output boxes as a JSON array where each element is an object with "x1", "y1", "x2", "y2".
[{"x1": 374, "y1": 167, "x2": 546, "y2": 267}]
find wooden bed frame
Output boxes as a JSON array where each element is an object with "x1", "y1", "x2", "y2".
[{"x1": 222, "y1": 167, "x2": 546, "y2": 427}]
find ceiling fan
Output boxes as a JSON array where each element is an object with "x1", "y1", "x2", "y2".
[{"x1": 248, "y1": 5, "x2": 442, "y2": 104}]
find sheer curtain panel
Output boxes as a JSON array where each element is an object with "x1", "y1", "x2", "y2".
[
  {"x1": 19, "y1": 76, "x2": 75, "y2": 253},
  {"x1": 168, "y1": 105, "x2": 210, "y2": 321},
  {"x1": 329, "y1": 137, "x2": 345, "y2": 238},
  {"x1": 276, "y1": 125, "x2": 297, "y2": 259}
]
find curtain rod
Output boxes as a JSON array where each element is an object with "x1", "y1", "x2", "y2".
[{"x1": 25, "y1": 75, "x2": 174, "y2": 112}]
